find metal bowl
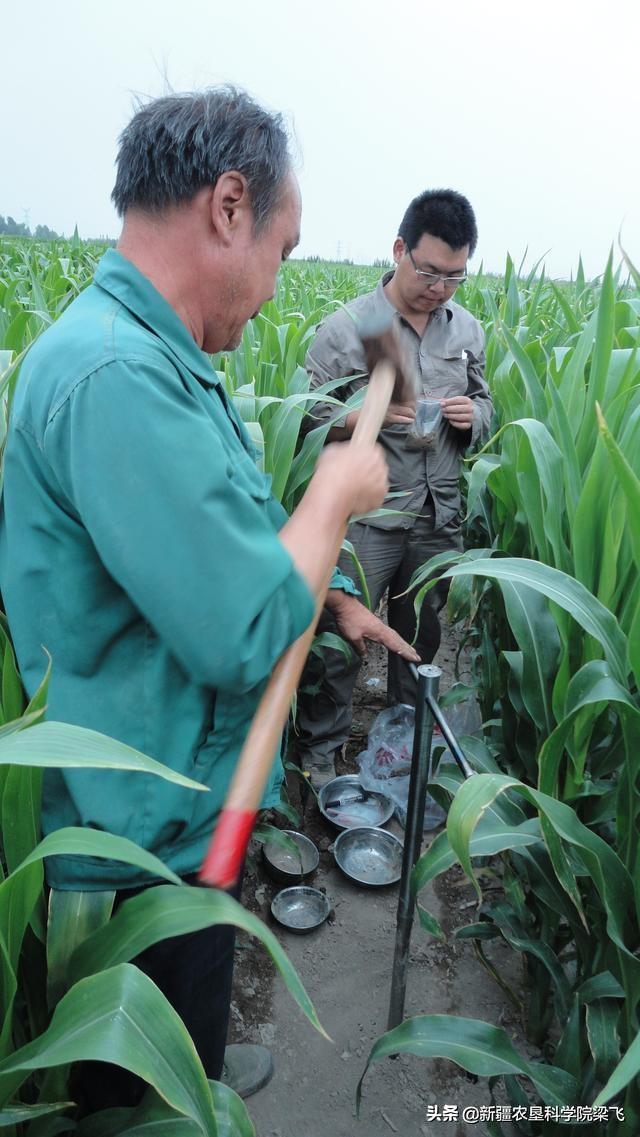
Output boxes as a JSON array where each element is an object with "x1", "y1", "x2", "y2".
[
  {"x1": 270, "y1": 886, "x2": 331, "y2": 933},
  {"x1": 318, "y1": 775, "x2": 394, "y2": 830},
  {"x1": 333, "y1": 826, "x2": 404, "y2": 887},
  {"x1": 262, "y1": 830, "x2": 319, "y2": 885}
]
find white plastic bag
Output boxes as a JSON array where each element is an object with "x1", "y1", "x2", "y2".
[
  {"x1": 356, "y1": 704, "x2": 446, "y2": 830},
  {"x1": 405, "y1": 398, "x2": 443, "y2": 450}
]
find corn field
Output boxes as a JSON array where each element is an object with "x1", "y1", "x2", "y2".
[{"x1": 0, "y1": 235, "x2": 639, "y2": 1135}]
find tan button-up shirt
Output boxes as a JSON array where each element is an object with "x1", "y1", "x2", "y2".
[{"x1": 302, "y1": 272, "x2": 492, "y2": 531}]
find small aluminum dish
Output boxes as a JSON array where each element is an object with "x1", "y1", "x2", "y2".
[
  {"x1": 318, "y1": 775, "x2": 394, "y2": 830},
  {"x1": 270, "y1": 886, "x2": 331, "y2": 933},
  {"x1": 262, "y1": 830, "x2": 319, "y2": 885},
  {"x1": 333, "y1": 826, "x2": 404, "y2": 887}
]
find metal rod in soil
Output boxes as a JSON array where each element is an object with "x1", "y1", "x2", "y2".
[{"x1": 387, "y1": 664, "x2": 441, "y2": 1031}]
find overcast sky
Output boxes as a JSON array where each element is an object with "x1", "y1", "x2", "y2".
[{"x1": 3, "y1": 0, "x2": 639, "y2": 279}]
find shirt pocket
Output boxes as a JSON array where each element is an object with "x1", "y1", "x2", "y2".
[{"x1": 428, "y1": 352, "x2": 468, "y2": 398}]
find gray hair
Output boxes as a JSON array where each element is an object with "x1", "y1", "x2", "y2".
[{"x1": 111, "y1": 87, "x2": 291, "y2": 232}]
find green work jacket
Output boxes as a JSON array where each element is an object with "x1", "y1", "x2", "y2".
[{"x1": 0, "y1": 250, "x2": 329, "y2": 890}]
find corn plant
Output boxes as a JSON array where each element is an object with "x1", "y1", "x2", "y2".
[
  {"x1": 0, "y1": 686, "x2": 325, "y2": 1135},
  {"x1": 378, "y1": 256, "x2": 640, "y2": 1135},
  {"x1": 8, "y1": 236, "x2": 640, "y2": 1134},
  {"x1": 210, "y1": 260, "x2": 381, "y2": 512}
]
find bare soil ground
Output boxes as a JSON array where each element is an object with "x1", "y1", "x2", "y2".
[{"x1": 230, "y1": 624, "x2": 531, "y2": 1137}]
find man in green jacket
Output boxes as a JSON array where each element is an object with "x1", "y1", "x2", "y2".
[{"x1": 0, "y1": 87, "x2": 417, "y2": 1107}]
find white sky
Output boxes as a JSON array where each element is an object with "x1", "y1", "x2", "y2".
[{"x1": 3, "y1": 0, "x2": 639, "y2": 279}]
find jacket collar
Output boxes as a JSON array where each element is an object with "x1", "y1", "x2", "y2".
[{"x1": 94, "y1": 249, "x2": 220, "y2": 388}]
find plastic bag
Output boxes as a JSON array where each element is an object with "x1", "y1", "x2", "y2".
[
  {"x1": 444, "y1": 694, "x2": 482, "y2": 738},
  {"x1": 356, "y1": 704, "x2": 446, "y2": 830},
  {"x1": 405, "y1": 398, "x2": 442, "y2": 450}
]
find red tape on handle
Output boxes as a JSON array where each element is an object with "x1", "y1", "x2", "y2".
[{"x1": 199, "y1": 808, "x2": 257, "y2": 889}]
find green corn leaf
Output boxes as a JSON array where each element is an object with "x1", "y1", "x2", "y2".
[
  {"x1": 490, "y1": 905, "x2": 571, "y2": 1019},
  {"x1": 340, "y1": 540, "x2": 371, "y2": 608},
  {"x1": 442, "y1": 558, "x2": 629, "y2": 685},
  {"x1": 537, "y1": 660, "x2": 639, "y2": 799},
  {"x1": 0, "y1": 722, "x2": 207, "y2": 791},
  {"x1": 412, "y1": 816, "x2": 541, "y2": 899},
  {"x1": 0, "y1": 1101, "x2": 73, "y2": 1125},
  {"x1": 573, "y1": 433, "x2": 614, "y2": 594},
  {"x1": 454, "y1": 922, "x2": 499, "y2": 941},
  {"x1": 67, "y1": 884, "x2": 329, "y2": 1041},
  {"x1": 23, "y1": 649, "x2": 51, "y2": 718},
  {"x1": 309, "y1": 631, "x2": 355, "y2": 665},
  {"x1": 412, "y1": 817, "x2": 541, "y2": 939},
  {"x1": 0, "y1": 965, "x2": 218, "y2": 1133},
  {"x1": 209, "y1": 1081, "x2": 255, "y2": 1137},
  {"x1": 497, "y1": 325, "x2": 547, "y2": 421},
  {"x1": 465, "y1": 454, "x2": 501, "y2": 520},
  {"x1": 593, "y1": 1028, "x2": 640, "y2": 1106},
  {"x1": 356, "y1": 1015, "x2": 577, "y2": 1111},
  {"x1": 0, "y1": 710, "x2": 44, "y2": 740},
  {"x1": 596, "y1": 402, "x2": 640, "y2": 684},
  {"x1": 585, "y1": 999, "x2": 621, "y2": 1085},
  {"x1": 1, "y1": 764, "x2": 43, "y2": 874},
  {"x1": 47, "y1": 888, "x2": 115, "y2": 1007},
  {"x1": 554, "y1": 995, "x2": 583, "y2": 1079},
  {"x1": 577, "y1": 973, "x2": 625, "y2": 1004},
  {"x1": 446, "y1": 774, "x2": 637, "y2": 964},
  {"x1": 73, "y1": 1081, "x2": 254, "y2": 1136},
  {"x1": 499, "y1": 581, "x2": 560, "y2": 735},
  {"x1": 546, "y1": 378, "x2": 582, "y2": 523},
  {"x1": 9, "y1": 828, "x2": 182, "y2": 887},
  {"x1": 580, "y1": 252, "x2": 615, "y2": 454}
]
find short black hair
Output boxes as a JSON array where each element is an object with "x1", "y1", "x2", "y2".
[
  {"x1": 112, "y1": 86, "x2": 291, "y2": 233},
  {"x1": 398, "y1": 189, "x2": 478, "y2": 256}
]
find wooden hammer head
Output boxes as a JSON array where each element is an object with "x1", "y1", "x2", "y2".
[{"x1": 356, "y1": 312, "x2": 420, "y2": 403}]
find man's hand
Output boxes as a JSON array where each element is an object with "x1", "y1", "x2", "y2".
[
  {"x1": 339, "y1": 401, "x2": 415, "y2": 439},
  {"x1": 440, "y1": 396, "x2": 474, "y2": 431},
  {"x1": 383, "y1": 401, "x2": 416, "y2": 427},
  {"x1": 325, "y1": 590, "x2": 420, "y2": 660},
  {"x1": 313, "y1": 443, "x2": 388, "y2": 517}
]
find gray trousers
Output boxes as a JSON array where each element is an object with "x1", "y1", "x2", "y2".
[{"x1": 295, "y1": 501, "x2": 462, "y2": 765}]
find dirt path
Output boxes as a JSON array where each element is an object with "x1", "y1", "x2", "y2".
[{"x1": 231, "y1": 625, "x2": 526, "y2": 1137}]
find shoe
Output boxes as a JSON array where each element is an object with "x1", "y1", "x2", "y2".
[
  {"x1": 304, "y1": 758, "x2": 336, "y2": 792},
  {"x1": 220, "y1": 1043, "x2": 274, "y2": 1099}
]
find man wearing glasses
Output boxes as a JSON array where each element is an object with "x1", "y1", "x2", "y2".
[{"x1": 297, "y1": 189, "x2": 493, "y2": 788}]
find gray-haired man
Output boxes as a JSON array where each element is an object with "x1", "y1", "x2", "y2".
[{"x1": 0, "y1": 87, "x2": 418, "y2": 1110}]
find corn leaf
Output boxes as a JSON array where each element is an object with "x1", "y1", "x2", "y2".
[
  {"x1": 67, "y1": 884, "x2": 328, "y2": 1041},
  {"x1": 0, "y1": 965, "x2": 218, "y2": 1132},
  {"x1": 357, "y1": 1015, "x2": 576, "y2": 1111}
]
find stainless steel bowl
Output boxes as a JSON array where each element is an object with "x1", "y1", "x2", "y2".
[
  {"x1": 270, "y1": 886, "x2": 331, "y2": 933},
  {"x1": 262, "y1": 830, "x2": 319, "y2": 885},
  {"x1": 318, "y1": 775, "x2": 394, "y2": 830},
  {"x1": 333, "y1": 826, "x2": 404, "y2": 887}
]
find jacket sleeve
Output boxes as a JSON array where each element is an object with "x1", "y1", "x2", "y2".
[
  {"x1": 466, "y1": 330, "x2": 493, "y2": 447},
  {"x1": 300, "y1": 315, "x2": 367, "y2": 436},
  {"x1": 43, "y1": 357, "x2": 315, "y2": 694}
]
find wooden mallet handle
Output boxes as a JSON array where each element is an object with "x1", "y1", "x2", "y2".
[{"x1": 200, "y1": 360, "x2": 397, "y2": 888}]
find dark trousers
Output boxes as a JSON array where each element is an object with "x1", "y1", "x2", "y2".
[
  {"x1": 296, "y1": 503, "x2": 462, "y2": 765},
  {"x1": 73, "y1": 873, "x2": 240, "y2": 1113}
]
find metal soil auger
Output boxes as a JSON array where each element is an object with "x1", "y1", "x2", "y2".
[
  {"x1": 387, "y1": 663, "x2": 475, "y2": 1031},
  {"x1": 200, "y1": 317, "x2": 421, "y2": 890}
]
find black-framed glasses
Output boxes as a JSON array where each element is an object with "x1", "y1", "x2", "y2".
[{"x1": 406, "y1": 247, "x2": 467, "y2": 288}]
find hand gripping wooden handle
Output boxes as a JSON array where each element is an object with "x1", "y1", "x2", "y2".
[{"x1": 200, "y1": 360, "x2": 396, "y2": 888}]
